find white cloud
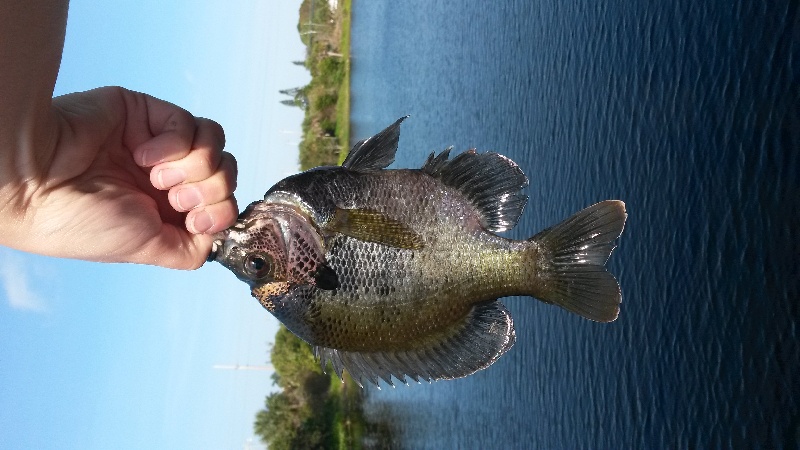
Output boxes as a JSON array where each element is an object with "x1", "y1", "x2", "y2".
[{"x1": 0, "y1": 250, "x2": 48, "y2": 313}]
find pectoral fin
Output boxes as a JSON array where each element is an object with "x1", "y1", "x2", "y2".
[{"x1": 328, "y1": 208, "x2": 424, "y2": 250}]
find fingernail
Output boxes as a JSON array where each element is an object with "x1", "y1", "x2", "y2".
[
  {"x1": 140, "y1": 147, "x2": 164, "y2": 167},
  {"x1": 176, "y1": 188, "x2": 202, "y2": 211},
  {"x1": 157, "y1": 168, "x2": 186, "y2": 189},
  {"x1": 190, "y1": 210, "x2": 214, "y2": 234}
]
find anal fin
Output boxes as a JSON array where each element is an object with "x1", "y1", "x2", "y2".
[
  {"x1": 315, "y1": 300, "x2": 515, "y2": 387},
  {"x1": 420, "y1": 149, "x2": 529, "y2": 232}
]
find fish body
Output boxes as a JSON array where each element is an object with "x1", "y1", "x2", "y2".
[{"x1": 210, "y1": 117, "x2": 627, "y2": 386}]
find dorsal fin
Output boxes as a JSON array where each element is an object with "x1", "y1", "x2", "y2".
[
  {"x1": 421, "y1": 148, "x2": 529, "y2": 232},
  {"x1": 315, "y1": 300, "x2": 516, "y2": 387},
  {"x1": 341, "y1": 116, "x2": 408, "y2": 171}
]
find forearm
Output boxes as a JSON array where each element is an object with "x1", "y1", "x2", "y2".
[{"x1": 0, "y1": 0, "x2": 69, "y2": 186}]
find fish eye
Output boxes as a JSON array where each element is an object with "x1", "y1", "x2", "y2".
[{"x1": 243, "y1": 253, "x2": 273, "y2": 280}]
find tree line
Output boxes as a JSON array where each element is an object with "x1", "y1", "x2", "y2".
[{"x1": 279, "y1": 0, "x2": 349, "y2": 171}]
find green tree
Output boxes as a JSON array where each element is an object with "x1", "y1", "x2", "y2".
[{"x1": 254, "y1": 392, "x2": 300, "y2": 450}]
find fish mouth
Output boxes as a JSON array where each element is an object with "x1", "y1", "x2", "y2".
[{"x1": 206, "y1": 232, "x2": 228, "y2": 262}]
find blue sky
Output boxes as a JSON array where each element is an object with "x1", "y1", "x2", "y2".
[{"x1": 0, "y1": 1, "x2": 308, "y2": 448}]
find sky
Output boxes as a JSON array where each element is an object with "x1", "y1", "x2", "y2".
[{"x1": 0, "y1": 1, "x2": 309, "y2": 449}]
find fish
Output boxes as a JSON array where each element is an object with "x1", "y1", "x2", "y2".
[{"x1": 208, "y1": 117, "x2": 627, "y2": 387}]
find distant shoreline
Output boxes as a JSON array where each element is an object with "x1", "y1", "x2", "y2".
[
  {"x1": 336, "y1": 0, "x2": 351, "y2": 164},
  {"x1": 287, "y1": 0, "x2": 352, "y2": 171}
]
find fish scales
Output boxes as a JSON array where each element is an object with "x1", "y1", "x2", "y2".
[{"x1": 210, "y1": 117, "x2": 627, "y2": 386}]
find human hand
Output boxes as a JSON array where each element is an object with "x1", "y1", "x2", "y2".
[{"x1": 0, "y1": 86, "x2": 238, "y2": 269}]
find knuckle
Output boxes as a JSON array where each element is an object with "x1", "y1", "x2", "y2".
[
  {"x1": 198, "y1": 117, "x2": 226, "y2": 148},
  {"x1": 221, "y1": 151, "x2": 237, "y2": 172},
  {"x1": 223, "y1": 160, "x2": 238, "y2": 192},
  {"x1": 194, "y1": 149, "x2": 216, "y2": 171}
]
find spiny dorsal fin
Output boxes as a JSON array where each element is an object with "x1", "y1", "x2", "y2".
[
  {"x1": 314, "y1": 300, "x2": 516, "y2": 387},
  {"x1": 341, "y1": 116, "x2": 408, "y2": 171},
  {"x1": 421, "y1": 149, "x2": 529, "y2": 232}
]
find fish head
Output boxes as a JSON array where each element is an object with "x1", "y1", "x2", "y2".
[
  {"x1": 208, "y1": 200, "x2": 328, "y2": 290},
  {"x1": 207, "y1": 201, "x2": 294, "y2": 287}
]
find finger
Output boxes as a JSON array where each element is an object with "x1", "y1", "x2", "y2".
[
  {"x1": 127, "y1": 95, "x2": 198, "y2": 167},
  {"x1": 149, "y1": 118, "x2": 226, "y2": 189},
  {"x1": 167, "y1": 152, "x2": 237, "y2": 212},
  {"x1": 135, "y1": 224, "x2": 212, "y2": 270},
  {"x1": 185, "y1": 196, "x2": 239, "y2": 235}
]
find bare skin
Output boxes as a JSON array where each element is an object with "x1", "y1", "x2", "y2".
[{"x1": 0, "y1": 0, "x2": 238, "y2": 269}]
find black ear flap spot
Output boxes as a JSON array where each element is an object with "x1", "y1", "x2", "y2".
[{"x1": 313, "y1": 264, "x2": 339, "y2": 290}]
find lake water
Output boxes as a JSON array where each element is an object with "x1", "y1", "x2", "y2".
[{"x1": 349, "y1": 1, "x2": 798, "y2": 448}]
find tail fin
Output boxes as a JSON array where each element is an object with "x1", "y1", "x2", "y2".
[{"x1": 530, "y1": 200, "x2": 627, "y2": 322}]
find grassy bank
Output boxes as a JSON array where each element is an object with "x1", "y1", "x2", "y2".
[
  {"x1": 292, "y1": 0, "x2": 352, "y2": 170},
  {"x1": 335, "y1": 0, "x2": 351, "y2": 164}
]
